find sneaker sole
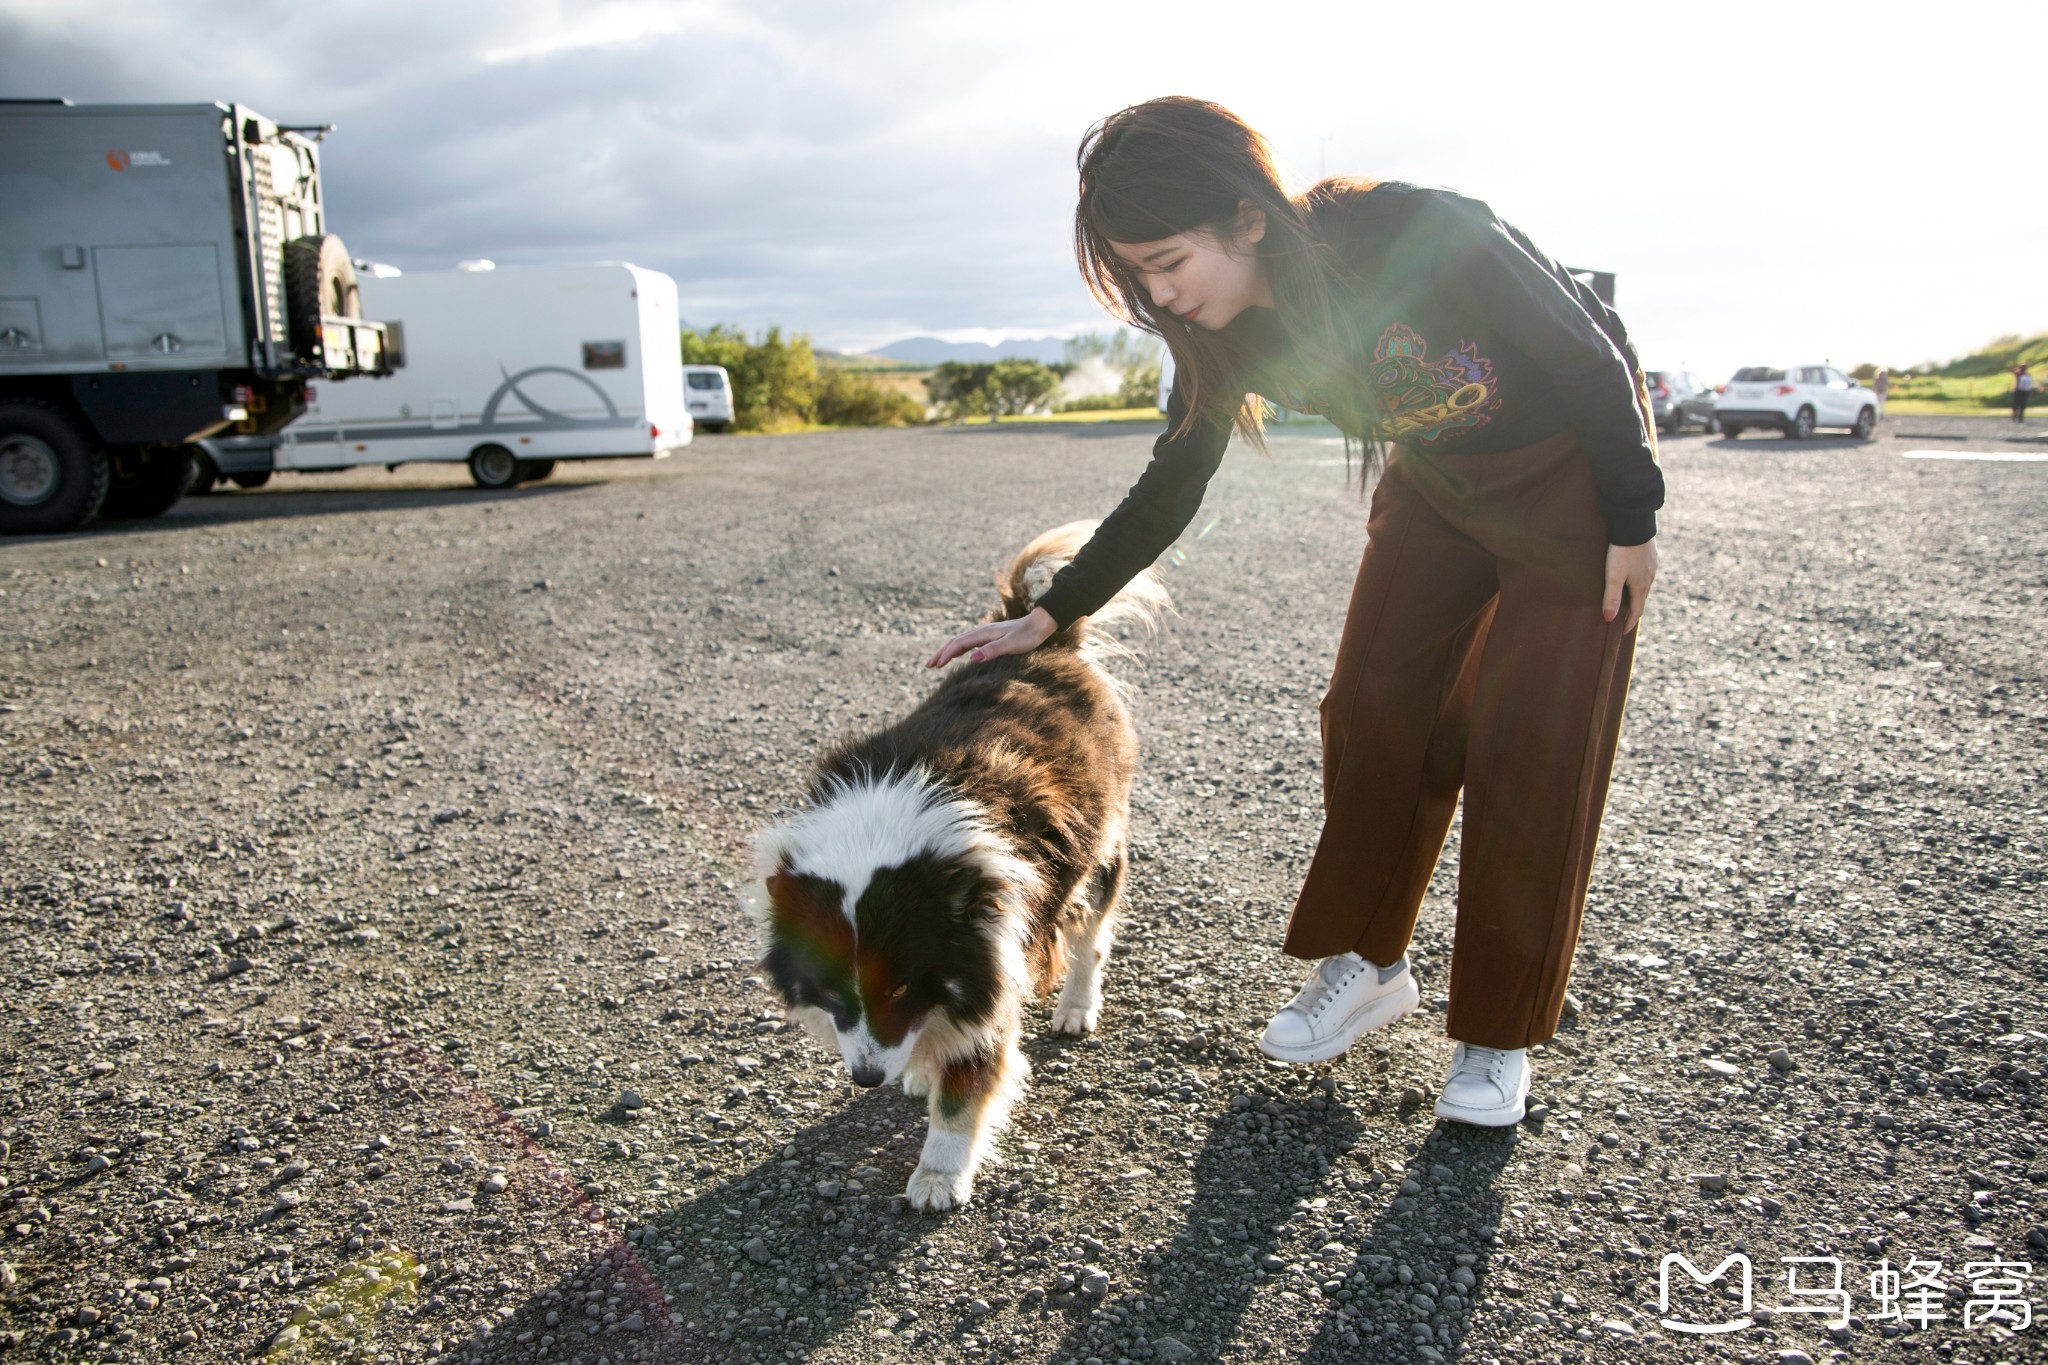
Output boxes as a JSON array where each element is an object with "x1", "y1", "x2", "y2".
[
  {"x1": 1433, "y1": 1072, "x2": 1532, "y2": 1127},
  {"x1": 1256, "y1": 973, "x2": 1420, "y2": 1064}
]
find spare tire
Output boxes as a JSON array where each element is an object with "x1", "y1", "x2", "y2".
[{"x1": 283, "y1": 234, "x2": 360, "y2": 360}]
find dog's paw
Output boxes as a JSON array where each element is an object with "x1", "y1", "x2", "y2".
[
  {"x1": 905, "y1": 1164, "x2": 974, "y2": 1212},
  {"x1": 1049, "y1": 1001, "x2": 1101, "y2": 1036},
  {"x1": 899, "y1": 1064, "x2": 935, "y2": 1101}
]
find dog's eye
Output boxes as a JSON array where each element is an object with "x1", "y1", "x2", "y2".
[{"x1": 886, "y1": 985, "x2": 908, "y2": 1004}]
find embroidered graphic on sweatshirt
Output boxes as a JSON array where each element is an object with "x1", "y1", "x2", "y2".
[{"x1": 1368, "y1": 323, "x2": 1499, "y2": 443}]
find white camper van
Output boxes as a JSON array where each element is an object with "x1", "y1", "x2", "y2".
[
  {"x1": 202, "y1": 263, "x2": 689, "y2": 489},
  {"x1": 681, "y1": 365, "x2": 735, "y2": 433}
]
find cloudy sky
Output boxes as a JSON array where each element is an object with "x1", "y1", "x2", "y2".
[{"x1": 5, "y1": 0, "x2": 2042, "y2": 377}]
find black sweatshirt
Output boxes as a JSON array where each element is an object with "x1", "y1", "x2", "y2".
[{"x1": 1034, "y1": 183, "x2": 1664, "y2": 631}]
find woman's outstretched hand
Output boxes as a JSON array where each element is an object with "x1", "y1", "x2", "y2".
[
  {"x1": 1603, "y1": 539, "x2": 1659, "y2": 634},
  {"x1": 925, "y1": 606, "x2": 1058, "y2": 669}
]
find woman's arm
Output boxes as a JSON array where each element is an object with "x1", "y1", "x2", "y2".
[
  {"x1": 1431, "y1": 197, "x2": 1665, "y2": 547},
  {"x1": 930, "y1": 377, "x2": 1231, "y2": 667}
]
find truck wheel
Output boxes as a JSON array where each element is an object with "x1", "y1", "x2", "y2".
[
  {"x1": 283, "y1": 234, "x2": 361, "y2": 361},
  {"x1": 0, "y1": 400, "x2": 109, "y2": 535},
  {"x1": 469, "y1": 444, "x2": 519, "y2": 489},
  {"x1": 100, "y1": 446, "x2": 196, "y2": 520},
  {"x1": 516, "y1": 458, "x2": 557, "y2": 483},
  {"x1": 229, "y1": 470, "x2": 272, "y2": 490},
  {"x1": 188, "y1": 447, "x2": 224, "y2": 495}
]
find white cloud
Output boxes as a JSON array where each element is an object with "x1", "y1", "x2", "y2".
[{"x1": 1, "y1": 0, "x2": 2041, "y2": 369}]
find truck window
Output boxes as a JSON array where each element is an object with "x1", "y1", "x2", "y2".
[{"x1": 583, "y1": 341, "x2": 625, "y2": 369}]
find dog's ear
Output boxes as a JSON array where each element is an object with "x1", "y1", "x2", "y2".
[{"x1": 757, "y1": 869, "x2": 854, "y2": 956}]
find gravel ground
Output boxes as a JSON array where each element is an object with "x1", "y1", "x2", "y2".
[{"x1": 0, "y1": 415, "x2": 2043, "y2": 1365}]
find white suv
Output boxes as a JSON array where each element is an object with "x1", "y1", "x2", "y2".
[{"x1": 1715, "y1": 365, "x2": 1878, "y2": 440}]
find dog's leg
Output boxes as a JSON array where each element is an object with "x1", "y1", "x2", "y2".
[
  {"x1": 1050, "y1": 848, "x2": 1127, "y2": 1035},
  {"x1": 899, "y1": 1055, "x2": 936, "y2": 1101},
  {"x1": 906, "y1": 1035, "x2": 1024, "y2": 1212}
]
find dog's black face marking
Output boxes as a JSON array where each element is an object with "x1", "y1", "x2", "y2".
[
  {"x1": 759, "y1": 855, "x2": 1008, "y2": 1046},
  {"x1": 759, "y1": 871, "x2": 862, "y2": 1030},
  {"x1": 852, "y1": 853, "x2": 1007, "y2": 1043}
]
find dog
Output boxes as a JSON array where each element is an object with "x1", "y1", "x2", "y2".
[{"x1": 741, "y1": 522, "x2": 1169, "y2": 1211}]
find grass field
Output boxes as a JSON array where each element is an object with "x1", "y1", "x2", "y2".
[{"x1": 1879, "y1": 376, "x2": 2032, "y2": 414}]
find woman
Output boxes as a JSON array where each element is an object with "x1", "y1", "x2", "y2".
[{"x1": 926, "y1": 97, "x2": 1662, "y2": 1126}]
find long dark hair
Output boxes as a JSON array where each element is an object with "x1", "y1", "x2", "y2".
[{"x1": 1075, "y1": 97, "x2": 1368, "y2": 451}]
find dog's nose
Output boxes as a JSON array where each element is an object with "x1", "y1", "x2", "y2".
[{"x1": 849, "y1": 1063, "x2": 885, "y2": 1088}]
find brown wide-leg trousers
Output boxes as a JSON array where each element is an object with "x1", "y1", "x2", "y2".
[{"x1": 1284, "y1": 431, "x2": 1638, "y2": 1050}]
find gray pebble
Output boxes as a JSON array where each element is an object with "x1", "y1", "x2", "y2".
[
  {"x1": 743, "y1": 1237, "x2": 770, "y2": 1264},
  {"x1": 617, "y1": 1089, "x2": 645, "y2": 1111}
]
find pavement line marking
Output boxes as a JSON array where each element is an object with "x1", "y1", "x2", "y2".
[{"x1": 1902, "y1": 449, "x2": 2048, "y2": 462}]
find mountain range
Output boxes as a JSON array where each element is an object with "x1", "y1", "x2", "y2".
[{"x1": 865, "y1": 335, "x2": 1072, "y2": 366}]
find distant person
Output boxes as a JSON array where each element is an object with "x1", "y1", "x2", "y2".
[
  {"x1": 1871, "y1": 367, "x2": 1889, "y2": 415},
  {"x1": 927, "y1": 97, "x2": 1662, "y2": 1127},
  {"x1": 2015, "y1": 363, "x2": 2035, "y2": 423}
]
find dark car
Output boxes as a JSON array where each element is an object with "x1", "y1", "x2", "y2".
[{"x1": 1646, "y1": 370, "x2": 1717, "y2": 434}]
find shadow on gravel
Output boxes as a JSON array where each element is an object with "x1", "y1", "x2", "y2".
[
  {"x1": 1708, "y1": 435, "x2": 1876, "y2": 451},
  {"x1": 1043, "y1": 1081, "x2": 1511, "y2": 1364},
  {"x1": 926, "y1": 421, "x2": 1162, "y2": 441},
  {"x1": 475, "y1": 1085, "x2": 958, "y2": 1365},
  {"x1": 55, "y1": 482, "x2": 592, "y2": 541},
  {"x1": 1297, "y1": 1125, "x2": 1512, "y2": 1362}
]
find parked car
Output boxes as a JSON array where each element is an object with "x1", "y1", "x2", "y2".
[
  {"x1": 682, "y1": 364, "x2": 735, "y2": 432},
  {"x1": 1714, "y1": 364, "x2": 1878, "y2": 440},
  {"x1": 1646, "y1": 369, "x2": 1716, "y2": 433}
]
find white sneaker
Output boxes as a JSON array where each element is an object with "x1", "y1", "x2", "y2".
[
  {"x1": 1258, "y1": 953, "x2": 1419, "y2": 1064},
  {"x1": 1433, "y1": 1041, "x2": 1531, "y2": 1126}
]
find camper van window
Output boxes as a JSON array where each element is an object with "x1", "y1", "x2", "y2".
[
  {"x1": 688, "y1": 372, "x2": 725, "y2": 390},
  {"x1": 583, "y1": 341, "x2": 626, "y2": 369}
]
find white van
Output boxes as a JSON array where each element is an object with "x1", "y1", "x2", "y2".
[
  {"x1": 682, "y1": 364, "x2": 735, "y2": 433},
  {"x1": 202, "y1": 262, "x2": 690, "y2": 489}
]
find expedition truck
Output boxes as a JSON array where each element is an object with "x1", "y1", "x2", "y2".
[{"x1": 0, "y1": 99, "x2": 396, "y2": 534}]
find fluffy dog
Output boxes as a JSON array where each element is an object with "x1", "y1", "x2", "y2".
[{"x1": 741, "y1": 522, "x2": 1168, "y2": 1211}]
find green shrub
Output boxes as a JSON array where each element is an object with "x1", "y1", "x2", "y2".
[
  {"x1": 1117, "y1": 360, "x2": 1162, "y2": 408},
  {"x1": 927, "y1": 359, "x2": 1062, "y2": 421},
  {"x1": 813, "y1": 370, "x2": 926, "y2": 426},
  {"x1": 681, "y1": 324, "x2": 926, "y2": 429},
  {"x1": 927, "y1": 362, "x2": 994, "y2": 422}
]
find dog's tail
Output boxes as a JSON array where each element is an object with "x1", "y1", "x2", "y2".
[{"x1": 996, "y1": 520, "x2": 1171, "y2": 661}]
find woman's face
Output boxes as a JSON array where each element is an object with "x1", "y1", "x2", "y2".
[{"x1": 1110, "y1": 210, "x2": 1272, "y2": 330}]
